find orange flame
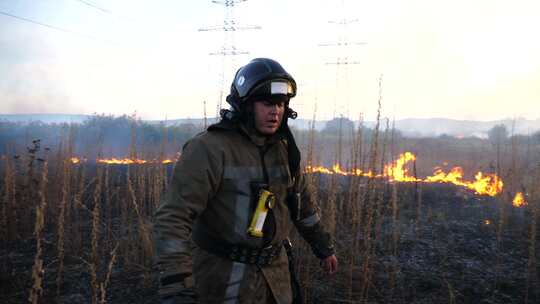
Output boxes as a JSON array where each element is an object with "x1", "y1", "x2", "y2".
[
  {"x1": 484, "y1": 219, "x2": 491, "y2": 225},
  {"x1": 305, "y1": 165, "x2": 380, "y2": 178},
  {"x1": 512, "y1": 192, "x2": 527, "y2": 207},
  {"x1": 305, "y1": 165, "x2": 335, "y2": 175},
  {"x1": 97, "y1": 158, "x2": 147, "y2": 164},
  {"x1": 70, "y1": 157, "x2": 82, "y2": 164},
  {"x1": 96, "y1": 158, "x2": 174, "y2": 165},
  {"x1": 467, "y1": 172, "x2": 503, "y2": 197},
  {"x1": 305, "y1": 152, "x2": 504, "y2": 197},
  {"x1": 425, "y1": 167, "x2": 465, "y2": 185},
  {"x1": 385, "y1": 152, "x2": 419, "y2": 182}
]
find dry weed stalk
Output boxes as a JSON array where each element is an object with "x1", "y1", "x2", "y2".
[
  {"x1": 359, "y1": 75, "x2": 384, "y2": 301},
  {"x1": 323, "y1": 110, "x2": 342, "y2": 240},
  {"x1": 23, "y1": 140, "x2": 41, "y2": 238},
  {"x1": 295, "y1": 104, "x2": 319, "y2": 303},
  {"x1": 29, "y1": 156, "x2": 48, "y2": 304},
  {"x1": 72, "y1": 165, "x2": 86, "y2": 254},
  {"x1": 336, "y1": 115, "x2": 344, "y2": 168},
  {"x1": 2, "y1": 154, "x2": 18, "y2": 240},
  {"x1": 127, "y1": 168, "x2": 153, "y2": 286},
  {"x1": 0, "y1": 157, "x2": 6, "y2": 241},
  {"x1": 138, "y1": 165, "x2": 147, "y2": 218},
  {"x1": 153, "y1": 124, "x2": 169, "y2": 211},
  {"x1": 56, "y1": 156, "x2": 71, "y2": 297},
  {"x1": 525, "y1": 164, "x2": 540, "y2": 303},
  {"x1": 445, "y1": 279, "x2": 457, "y2": 304},
  {"x1": 375, "y1": 119, "x2": 390, "y2": 220},
  {"x1": 326, "y1": 175, "x2": 338, "y2": 241},
  {"x1": 345, "y1": 114, "x2": 365, "y2": 300},
  {"x1": 414, "y1": 157, "x2": 423, "y2": 238},
  {"x1": 387, "y1": 119, "x2": 401, "y2": 297},
  {"x1": 364, "y1": 118, "x2": 392, "y2": 301},
  {"x1": 99, "y1": 243, "x2": 120, "y2": 304},
  {"x1": 389, "y1": 122, "x2": 400, "y2": 256},
  {"x1": 306, "y1": 104, "x2": 317, "y2": 170},
  {"x1": 494, "y1": 156, "x2": 512, "y2": 292},
  {"x1": 388, "y1": 183, "x2": 399, "y2": 290},
  {"x1": 104, "y1": 165, "x2": 112, "y2": 248},
  {"x1": 64, "y1": 126, "x2": 76, "y2": 250},
  {"x1": 347, "y1": 114, "x2": 364, "y2": 225},
  {"x1": 90, "y1": 167, "x2": 103, "y2": 304},
  {"x1": 152, "y1": 163, "x2": 164, "y2": 211},
  {"x1": 525, "y1": 195, "x2": 538, "y2": 303},
  {"x1": 129, "y1": 116, "x2": 138, "y2": 160},
  {"x1": 119, "y1": 176, "x2": 130, "y2": 269}
]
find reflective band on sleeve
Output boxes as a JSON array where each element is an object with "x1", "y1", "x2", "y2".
[
  {"x1": 223, "y1": 262, "x2": 247, "y2": 304},
  {"x1": 157, "y1": 239, "x2": 190, "y2": 255},
  {"x1": 298, "y1": 213, "x2": 320, "y2": 227}
]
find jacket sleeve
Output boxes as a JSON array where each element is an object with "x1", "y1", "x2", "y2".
[
  {"x1": 153, "y1": 135, "x2": 222, "y2": 299},
  {"x1": 292, "y1": 173, "x2": 335, "y2": 259}
]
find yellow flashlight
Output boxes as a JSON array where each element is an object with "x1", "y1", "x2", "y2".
[{"x1": 247, "y1": 189, "x2": 275, "y2": 238}]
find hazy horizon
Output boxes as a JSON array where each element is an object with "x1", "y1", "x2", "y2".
[
  {"x1": 4, "y1": 112, "x2": 540, "y2": 122},
  {"x1": 2, "y1": 112, "x2": 540, "y2": 122},
  {"x1": 1, "y1": 0, "x2": 539, "y2": 121}
]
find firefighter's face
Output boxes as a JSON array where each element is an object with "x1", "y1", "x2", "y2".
[{"x1": 253, "y1": 99, "x2": 285, "y2": 135}]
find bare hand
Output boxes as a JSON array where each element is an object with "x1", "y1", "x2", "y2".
[{"x1": 320, "y1": 254, "x2": 338, "y2": 274}]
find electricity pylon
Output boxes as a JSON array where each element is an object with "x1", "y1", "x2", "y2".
[{"x1": 199, "y1": 0, "x2": 261, "y2": 117}]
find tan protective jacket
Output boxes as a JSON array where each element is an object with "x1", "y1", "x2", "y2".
[{"x1": 154, "y1": 119, "x2": 333, "y2": 303}]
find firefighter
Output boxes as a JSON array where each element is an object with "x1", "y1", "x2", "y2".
[{"x1": 154, "y1": 58, "x2": 338, "y2": 304}]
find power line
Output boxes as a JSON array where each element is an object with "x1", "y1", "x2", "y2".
[
  {"x1": 73, "y1": 0, "x2": 112, "y2": 14},
  {"x1": 199, "y1": 0, "x2": 261, "y2": 116},
  {"x1": 0, "y1": 10, "x2": 117, "y2": 45},
  {"x1": 71, "y1": 0, "x2": 140, "y2": 25}
]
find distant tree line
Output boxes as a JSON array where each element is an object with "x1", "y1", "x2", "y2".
[
  {"x1": 0, "y1": 115, "x2": 202, "y2": 159},
  {"x1": 1, "y1": 116, "x2": 539, "y2": 163}
]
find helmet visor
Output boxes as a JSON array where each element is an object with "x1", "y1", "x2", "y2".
[
  {"x1": 249, "y1": 80, "x2": 295, "y2": 99},
  {"x1": 271, "y1": 81, "x2": 294, "y2": 95}
]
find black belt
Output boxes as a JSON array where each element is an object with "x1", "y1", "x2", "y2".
[
  {"x1": 193, "y1": 228, "x2": 282, "y2": 266},
  {"x1": 226, "y1": 243, "x2": 282, "y2": 266}
]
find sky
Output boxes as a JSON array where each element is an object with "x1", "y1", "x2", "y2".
[{"x1": 0, "y1": 0, "x2": 539, "y2": 121}]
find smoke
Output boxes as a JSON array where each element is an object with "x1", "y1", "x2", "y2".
[
  {"x1": 0, "y1": 62, "x2": 83, "y2": 114},
  {"x1": 0, "y1": 21, "x2": 85, "y2": 115}
]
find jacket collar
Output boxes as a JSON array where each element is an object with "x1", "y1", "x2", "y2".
[{"x1": 208, "y1": 116, "x2": 284, "y2": 147}]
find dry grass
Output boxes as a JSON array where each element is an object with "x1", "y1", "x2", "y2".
[
  {"x1": 0, "y1": 95, "x2": 538, "y2": 303},
  {"x1": 90, "y1": 167, "x2": 103, "y2": 304},
  {"x1": 29, "y1": 152, "x2": 48, "y2": 304}
]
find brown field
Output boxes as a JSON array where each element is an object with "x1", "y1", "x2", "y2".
[{"x1": 1, "y1": 111, "x2": 539, "y2": 303}]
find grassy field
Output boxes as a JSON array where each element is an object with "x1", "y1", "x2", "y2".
[{"x1": 1, "y1": 112, "x2": 539, "y2": 303}]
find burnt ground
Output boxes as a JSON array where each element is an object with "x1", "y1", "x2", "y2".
[
  {"x1": 301, "y1": 179, "x2": 538, "y2": 304},
  {"x1": 1, "y1": 180, "x2": 538, "y2": 304}
]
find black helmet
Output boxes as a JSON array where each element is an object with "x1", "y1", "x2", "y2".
[
  {"x1": 226, "y1": 58, "x2": 297, "y2": 112},
  {"x1": 222, "y1": 58, "x2": 301, "y2": 176}
]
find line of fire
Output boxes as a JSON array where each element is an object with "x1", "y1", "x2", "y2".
[{"x1": 66, "y1": 151, "x2": 527, "y2": 208}]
